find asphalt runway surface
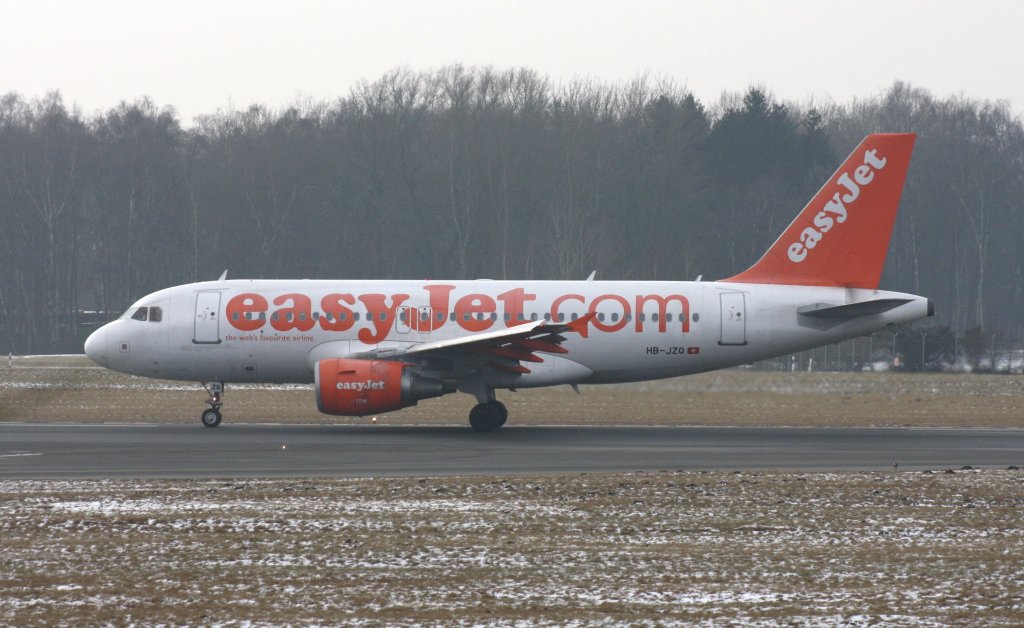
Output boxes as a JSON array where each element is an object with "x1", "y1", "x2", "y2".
[{"x1": 2, "y1": 423, "x2": 1022, "y2": 479}]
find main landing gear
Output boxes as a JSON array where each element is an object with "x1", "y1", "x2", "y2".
[
  {"x1": 469, "y1": 399, "x2": 508, "y2": 432},
  {"x1": 200, "y1": 381, "x2": 224, "y2": 428},
  {"x1": 461, "y1": 383, "x2": 508, "y2": 432}
]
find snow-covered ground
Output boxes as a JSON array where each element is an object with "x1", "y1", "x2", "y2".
[{"x1": 2, "y1": 470, "x2": 1022, "y2": 625}]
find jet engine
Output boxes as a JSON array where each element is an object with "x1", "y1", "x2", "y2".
[{"x1": 315, "y1": 358, "x2": 446, "y2": 416}]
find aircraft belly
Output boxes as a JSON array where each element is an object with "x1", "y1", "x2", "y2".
[
  {"x1": 249, "y1": 343, "x2": 313, "y2": 383},
  {"x1": 485, "y1": 353, "x2": 594, "y2": 388},
  {"x1": 562, "y1": 324, "x2": 712, "y2": 384},
  {"x1": 149, "y1": 341, "x2": 309, "y2": 384}
]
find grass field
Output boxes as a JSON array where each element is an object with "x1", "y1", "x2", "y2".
[
  {"x1": 2, "y1": 355, "x2": 1023, "y2": 427},
  {"x1": 2, "y1": 470, "x2": 1022, "y2": 625}
]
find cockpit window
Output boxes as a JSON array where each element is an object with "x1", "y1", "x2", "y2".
[{"x1": 122, "y1": 306, "x2": 162, "y2": 322}]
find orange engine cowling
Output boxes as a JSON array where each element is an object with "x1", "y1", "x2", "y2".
[{"x1": 315, "y1": 358, "x2": 446, "y2": 416}]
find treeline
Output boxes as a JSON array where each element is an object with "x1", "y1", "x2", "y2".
[{"x1": 1, "y1": 67, "x2": 1023, "y2": 353}]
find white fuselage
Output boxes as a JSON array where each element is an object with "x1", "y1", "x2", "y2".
[{"x1": 85, "y1": 279, "x2": 931, "y2": 387}]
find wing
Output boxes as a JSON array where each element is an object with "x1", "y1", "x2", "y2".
[
  {"x1": 333, "y1": 314, "x2": 593, "y2": 375},
  {"x1": 401, "y1": 314, "x2": 594, "y2": 374}
]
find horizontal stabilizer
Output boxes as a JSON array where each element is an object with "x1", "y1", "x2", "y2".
[{"x1": 797, "y1": 298, "x2": 912, "y2": 319}]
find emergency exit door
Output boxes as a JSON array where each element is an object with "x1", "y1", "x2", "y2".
[
  {"x1": 719, "y1": 292, "x2": 747, "y2": 346},
  {"x1": 396, "y1": 306, "x2": 435, "y2": 334}
]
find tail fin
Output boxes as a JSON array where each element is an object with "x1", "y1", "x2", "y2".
[{"x1": 722, "y1": 133, "x2": 915, "y2": 289}]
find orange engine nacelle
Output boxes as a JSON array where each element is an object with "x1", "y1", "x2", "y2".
[{"x1": 315, "y1": 358, "x2": 446, "y2": 416}]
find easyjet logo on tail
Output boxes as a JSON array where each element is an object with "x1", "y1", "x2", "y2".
[{"x1": 787, "y1": 149, "x2": 888, "y2": 263}]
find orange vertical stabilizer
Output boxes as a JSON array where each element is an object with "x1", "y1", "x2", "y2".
[{"x1": 722, "y1": 133, "x2": 916, "y2": 289}]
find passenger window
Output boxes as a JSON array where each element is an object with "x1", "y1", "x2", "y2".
[
  {"x1": 612, "y1": 313, "x2": 619, "y2": 322},
  {"x1": 131, "y1": 307, "x2": 148, "y2": 322},
  {"x1": 692, "y1": 313, "x2": 700, "y2": 322},
  {"x1": 666, "y1": 313, "x2": 673, "y2": 322},
  {"x1": 149, "y1": 307, "x2": 162, "y2": 322}
]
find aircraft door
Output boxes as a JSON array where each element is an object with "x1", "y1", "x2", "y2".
[
  {"x1": 718, "y1": 292, "x2": 747, "y2": 346},
  {"x1": 194, "y1": 291, "x2": 222, "y2": 344},
  {"x1": 396, "y1": 306, "x2": 412, "y2": 334},
  {"x1": 418, "y1": 306, "x2": 433, "y2": 333}
]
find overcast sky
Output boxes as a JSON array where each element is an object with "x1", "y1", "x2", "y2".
[{"x1": 3, "y1": 0, "x2": 1021, "y2": 124}]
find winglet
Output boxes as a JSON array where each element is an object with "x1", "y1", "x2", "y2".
[
  {"x1": 722, "y1": 133, "x2": 915, "y2": 289},
  {"x1": 217, "y1": 269, "x2": 228, "y2": 281}
]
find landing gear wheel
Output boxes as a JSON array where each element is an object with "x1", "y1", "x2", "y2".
[
  {"x1": 469, "y1": 401, "x2": 505, "y2": 432},
  {"x1": 201, "y1": 408, "x2": 222, "y2": 428},
  {"x1": 200, "y1": 381, "x2": 225, "y2": 428},
  {"x1": 493, "y1": 400, "x2": 508, "y2": 427}
]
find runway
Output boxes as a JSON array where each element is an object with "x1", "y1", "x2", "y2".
[{"x1": 2, "y1": 423, "x2": 1022, "y2": 479}]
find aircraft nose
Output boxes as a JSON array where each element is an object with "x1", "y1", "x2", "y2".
[{"x1": 84, "y1": 326, "x2": 108, "y2": 365}]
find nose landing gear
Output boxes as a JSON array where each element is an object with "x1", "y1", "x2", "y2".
[{"x1": 200, "y1": 381, "x2": 224, "y2": 427}]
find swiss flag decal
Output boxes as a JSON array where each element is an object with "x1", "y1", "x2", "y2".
[{"x1": 687, "y1": 347, "x2": 700, "y2": 355}]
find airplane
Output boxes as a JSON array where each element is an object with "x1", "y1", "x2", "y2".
[{"x1": 84, "y1": 133, "x2": 931, "y2": 431}]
